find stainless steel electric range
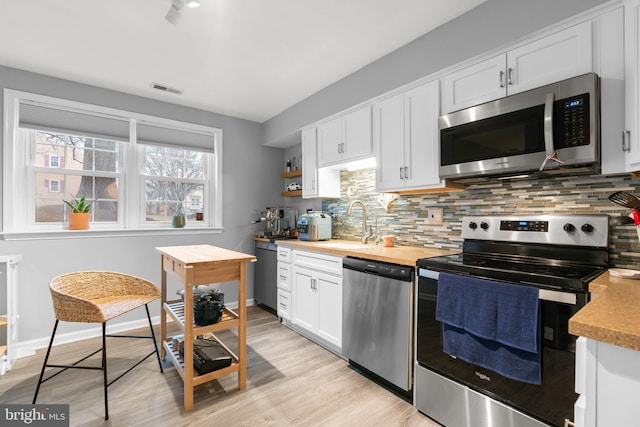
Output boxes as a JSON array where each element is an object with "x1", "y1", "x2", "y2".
[{"x1": 415, "y1": 214, "x2": 609, "y2": 427}]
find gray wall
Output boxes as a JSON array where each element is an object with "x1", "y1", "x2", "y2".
[
  {"x1": 263, "y1": 0, "x2": 610, "y2": 147},
  {"x1": 0, "y1": 65, "x2": 284, "y2": 344}
]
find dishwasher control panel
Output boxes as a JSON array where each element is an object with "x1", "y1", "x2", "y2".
[{"x1": 343, "y1": 257, "x2": 414, "y2": 281}]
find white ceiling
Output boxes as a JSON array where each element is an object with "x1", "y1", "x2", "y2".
[{"x1": 0, "y1": 0, "x2": 485, "y2": 123}]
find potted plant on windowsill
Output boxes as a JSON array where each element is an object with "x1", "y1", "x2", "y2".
[{"x1": 64, "y1": 197, "x2": 93, "y2": 230}]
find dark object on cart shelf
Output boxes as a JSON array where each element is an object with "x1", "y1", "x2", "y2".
[
  {"x1": 194, "y1": 343, "x2": 233, "y2": 375},
  {"x1": 193, "y1": 296, "x2": 224, "y2": 326}
]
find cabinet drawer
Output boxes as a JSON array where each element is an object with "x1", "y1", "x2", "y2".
[
  {"x1": 277, "y1": 262, "x2": 292, "y2": 291},
  {"x1": 292, "y1": 250, "x2": 343, "y2": 276},
  {"x1": 277, "y1": 246, "x2": 291, "y2": 263},
  {"x1": 277, "y1": 289, "x2": 291, "y2": 321}
]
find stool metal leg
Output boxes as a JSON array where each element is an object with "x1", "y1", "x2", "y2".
[
  {"x1": 102, "y1": 322, "x2": 109, "y2": 421},
  {"x1": 145, "y1": 304, "x2": 163, "y2": 373},
  {"x1": 33, "y1": 320, "x2": 59, "y2": 404}
]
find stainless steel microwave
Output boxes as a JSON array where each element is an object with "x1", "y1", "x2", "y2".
[{"x1": 439, "y1": 73, "x2": 600, "y2": 182}]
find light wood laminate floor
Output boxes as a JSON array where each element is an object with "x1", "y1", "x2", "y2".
[{"x1": 1, "y1": 306, "x2": 440, "y2": 426}]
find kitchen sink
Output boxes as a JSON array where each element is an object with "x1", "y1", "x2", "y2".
[{"x1": 322, "y1": 242, "x2": 370, "y2": 249}]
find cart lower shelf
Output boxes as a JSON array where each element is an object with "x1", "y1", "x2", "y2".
[{"x1": 162, "y1": 333, "x2": 240, "y2": 386}]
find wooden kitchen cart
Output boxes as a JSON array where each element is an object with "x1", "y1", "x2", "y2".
[{"x1": 155, "y1": 244, "x2": 256, "y2": 410}]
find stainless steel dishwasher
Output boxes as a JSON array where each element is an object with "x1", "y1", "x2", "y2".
[
  {"x1": 342, "y1": 257, "x2": 414, "y2": 397},
  {"x1": 254, "y1": 240, "x2": 277, "y2": 311}
]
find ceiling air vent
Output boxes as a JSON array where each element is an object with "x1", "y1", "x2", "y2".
[{"x1": 150, "y1": 82, "x2": 183, "y2": 95}]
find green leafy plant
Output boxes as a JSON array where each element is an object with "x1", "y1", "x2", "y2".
[{"x1": 64, "y1": 196, "x2": 93, "y2": 213}]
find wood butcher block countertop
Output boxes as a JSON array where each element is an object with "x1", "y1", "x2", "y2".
[
  {"x1": 156, "y1": 244, "x2": 257, "y2": 265},
  {"x1": 271, "y1": 238, "x2": 453, "y2": 266},
  {"x1": 569, "y1": 271, "x2": 640, "y2": 352}
]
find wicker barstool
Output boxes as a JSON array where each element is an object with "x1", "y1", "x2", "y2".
[{"x1": 33, "y1": 271, "x2": 163, "y2": 420}]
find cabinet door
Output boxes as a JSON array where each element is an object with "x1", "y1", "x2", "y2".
[
  {"x1": 507, "y1": 21, "x2": 592, "y2": 95},
  {"x1": 625, "y1": 1, "x2": 640, "y2": 167},
  {"x1": 374, "y1": 93, "x2": 406, "y2": 192},
  {"x1": 292, "y1": 267, "x2": 316, "y2": 332},
  {"x1": 277, "y1": 289, "x2": 292, "y2": 321},
  {"x1": 317, "y1": 117, "x2": 343, "y2": 166},
  {"x1": 440, "y1": 54, "x2": 507, "y2": 113},
  {"x1": 302, "y1": 128, "x2": 340, "y2": 199},
  {"x1": 343, "y1": 106, "x2": 373, "y2": 161},
  {"x1": 597, "y1": 6, "x2": 625, "y2": 174},
  {"x1": 301, "y1": 128, "x2": 319, "y2": 198},
  {"x1": 315, "y1": 271, "x2": 342, "y2": 348},
  {"x1": 277, "y1": 262, "x2": 291, "y2": 292},
  {"x1": 404, "y1": 80, "x2": 442, "y2": 189}
]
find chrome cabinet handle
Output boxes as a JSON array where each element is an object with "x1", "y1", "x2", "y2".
[
  {"x1": 280, "y1": 275, "x2": 287, "y2": 280},
  {"x1": 400, "y1": 167, "x2": 404, "y2": 180},
  {"x1": 507, "y1": 67, "x2": 514, "y2": 85},
  {"x1": 623, "y1": 130, "x2": 631, "y2": 152},
  {"x1": 499, "y1": 70, "x2": 505, "y2": 88},
  {"x1": 404, "y1": 166, "x2": 408, "y2": 180},
  {"x1": 337, "y1": 144, "x2": 341, "y2": 154}
]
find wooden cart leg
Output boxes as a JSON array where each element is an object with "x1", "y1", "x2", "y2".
[
  {"x1": 184, "y1": 384, "x2": 194, "y2": 411},
  {"x1": 160, "y1": 265, "x2": 167, "y2": 360},
  {"x1": 238, "y1": 261, "x2": 247, "y2": 390}
]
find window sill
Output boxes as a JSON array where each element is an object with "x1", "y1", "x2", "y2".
[{"x1": 1, "y1": 227, "x2": 223, "y2": 241}]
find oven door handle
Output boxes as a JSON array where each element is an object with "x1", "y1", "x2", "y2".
[
  {"x1": 538, "y1": 288, "x2": 577, "y2": 305},
  {"x1": 419, "y1": 269, "x2": 578, "y2": 305}
]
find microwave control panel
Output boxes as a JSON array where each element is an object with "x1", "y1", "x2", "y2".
[{"x1": 554, "y1": 92, "x2": 589, "y2": 148}]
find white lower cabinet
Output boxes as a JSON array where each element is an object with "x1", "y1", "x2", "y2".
[
  {"x1": 290, "y1": 250, "x2": 343, "y2": 350},
  {"x1": 276, "y1": 246, "x2": 292, "y2": 321},
  {"x1": 276, "y1": 288, "x2": 291, "y2": 321},
  {"x1": 575, "y1": 337, "x2": 640, "y2": 426}
]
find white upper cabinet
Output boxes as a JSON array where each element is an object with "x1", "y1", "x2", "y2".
[
  {"x1": 624, "y1": 0, "x2": 640, "y2": 169},
  {"x1": 318, "y1": 106, "x2": 372, "y2": 167},
  {"x1": 507, "y1": 20, "x2": 592, "y2": 94},
  {"x1": 594, "y1": 6, "x2": 626, "y2": 174},
  {"x1": 375, "y1": 80, "x2": 446, "y2": 193},
  {"x1": 441, "y1": 21, "x2": 593, "y2": 114},
  {"x1": 301, "y1": 127, "x2": 340, "y2": 199},
  {"x1": 374, "y1": 92, "x2": 405, "y2": 191},
  {"x1": 441, "y1": 55, "x2": 507, "y2": 114}
]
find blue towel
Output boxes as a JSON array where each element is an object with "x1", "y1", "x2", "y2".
[
  {"x1": 442, "y1": 323, "x2": 542, "y2": 384},
  {"x1": 435, "y1": 272, "x2": 541, "y2": 384}
]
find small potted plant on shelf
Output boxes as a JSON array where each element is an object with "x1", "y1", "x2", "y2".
[{"x1": 64, "y1": 196, "x2": 93, "y2": 230}]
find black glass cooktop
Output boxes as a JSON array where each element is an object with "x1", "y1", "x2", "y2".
[{"x1": 417, "y1": 252, "x2": 605, "y2": 292}]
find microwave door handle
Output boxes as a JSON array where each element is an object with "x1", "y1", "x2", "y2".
[
  {"x1": 540, "y1": 92, "x2": 565, "y2": 170},
  {"x1": 543, "y1": 92, "x2": 555, "y2": 156}
]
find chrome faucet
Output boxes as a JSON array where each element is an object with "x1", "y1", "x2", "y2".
[{"x1": 346, "y1": 200, "x2": 373, "y2": 244}]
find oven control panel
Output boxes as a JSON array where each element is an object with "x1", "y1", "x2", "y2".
[
  {"x1": 499, "y1": 220, "x2": 549, "y2": 232},
  {"x1": 462, "y1": 215, "x2": 608, "y2": 247}
]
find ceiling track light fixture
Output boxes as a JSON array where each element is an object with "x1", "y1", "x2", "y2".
[
  {"x1": 165, "y1": 0, "x2": 184, "y2": 25},
  {"x1": 165, "y1": 0, "x2": 198, "y2": 26}
]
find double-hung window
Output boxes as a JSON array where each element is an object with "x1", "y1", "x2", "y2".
[{"x1": 3, "y1": 90, "x2": 222, "y2": 237}]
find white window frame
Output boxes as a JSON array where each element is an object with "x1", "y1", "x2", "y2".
[{"x1": 3, "y1": 89, "x2": 223, "y2": 240}]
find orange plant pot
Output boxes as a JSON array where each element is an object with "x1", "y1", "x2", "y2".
[{"x1": 67, "y1": 212, "x2": 90, "y2": 230}]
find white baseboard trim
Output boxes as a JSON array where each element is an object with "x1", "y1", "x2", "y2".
[{"x1": 14, "y1": 299, "x2": 255, "y2": 359}]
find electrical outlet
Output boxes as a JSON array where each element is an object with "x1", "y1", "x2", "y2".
[{"x1": 427, "y1": 208, "x2": 443, "y2": 225}]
